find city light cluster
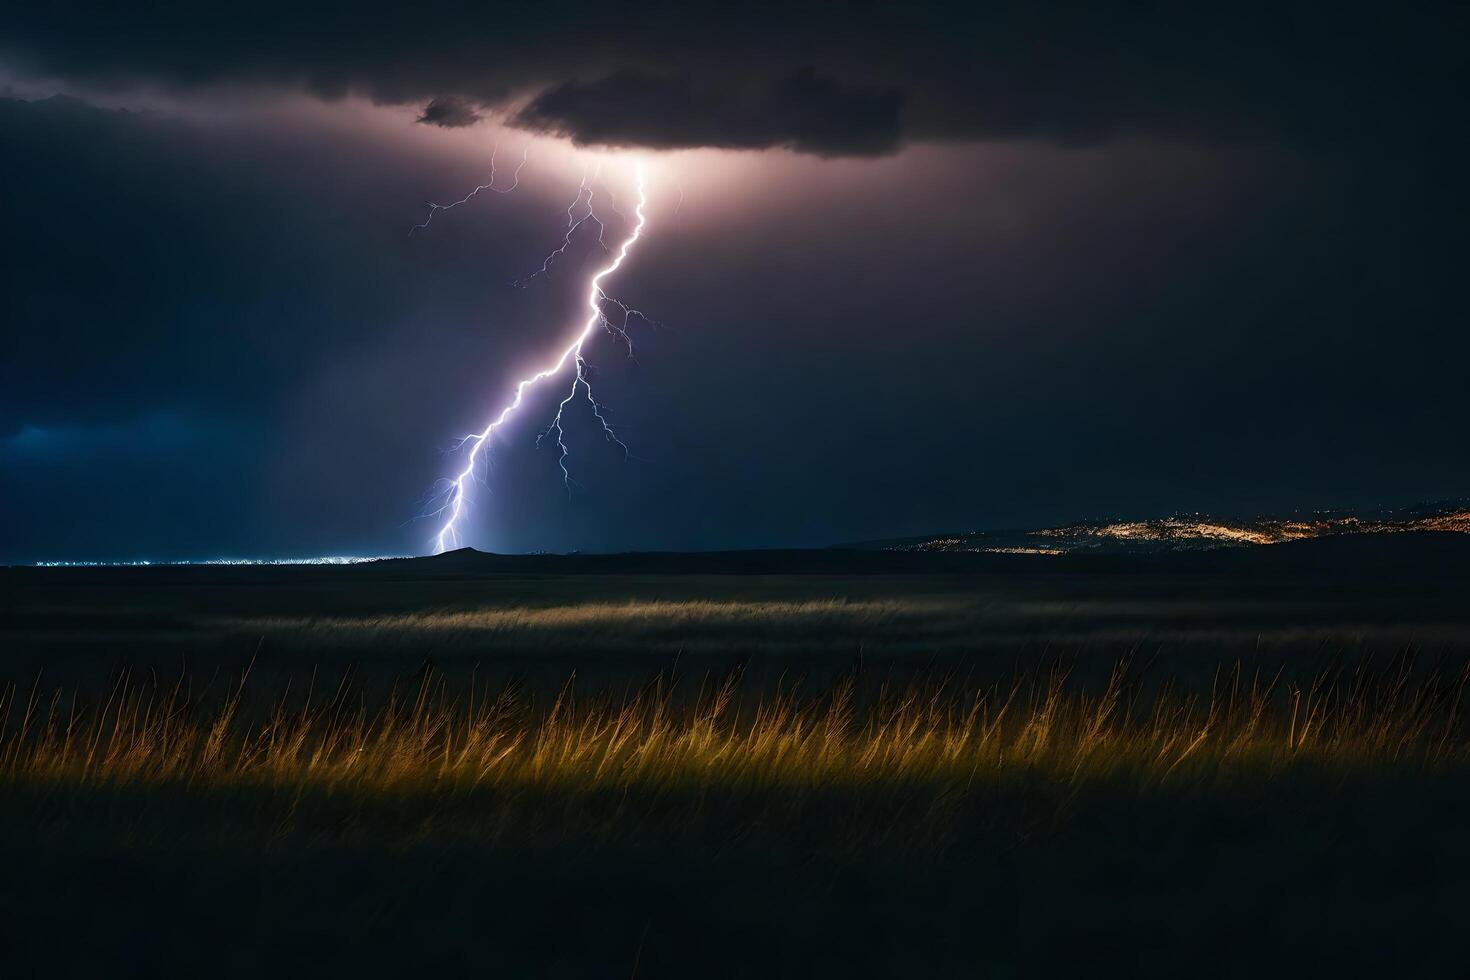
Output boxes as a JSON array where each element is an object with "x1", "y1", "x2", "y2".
[{"x1": 30, "y1": 556, "x2": 395, "y2": 567}]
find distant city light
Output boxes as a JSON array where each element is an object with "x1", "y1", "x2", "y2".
[{"x1": 29, "y1": 556, "x2": 399, "y2": 567}]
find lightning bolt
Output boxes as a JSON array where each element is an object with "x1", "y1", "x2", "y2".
[
  {"x1": 427, "y1": 161, "x2": 650, "y2": 553},
  {"x1": 510, "y1": 165, "x2": 658, "y2": 359},
  {"x1": 513, "y1": 163, "x2": 607, "y2": 287},
  {"x1": 409, "y1": 142, "x2": 529, "y2": 236}
]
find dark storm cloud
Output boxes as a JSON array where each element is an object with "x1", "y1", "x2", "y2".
[
  {"x1": 416, "y1": 95, "x2": 481, "y2": 128},
  {"x1": 0, "y1": 2, "x2": 1464, "y2": 156},
  {"x1": 514, "y1": 69, "x2": 904, "y2": 156},
  {"x1": 0, "y1": 95, "x2": 404, "y2": 441}
]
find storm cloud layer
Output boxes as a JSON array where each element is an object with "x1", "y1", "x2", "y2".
[
  {"x1": 514, "y1": 69, "x2": 906, "y2": 156},
  {"x1": 2, "y1": 1, "x2": 1465, "y2": 156}
]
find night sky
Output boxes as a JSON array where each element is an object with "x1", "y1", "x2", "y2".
[{"x1": 2, "y1": 2, "x2": 1466, "y2": 561}]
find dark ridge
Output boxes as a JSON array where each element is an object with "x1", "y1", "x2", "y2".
[
  {"x1": 386, "y1": 533, "x2": 1470, "y2": 579},
  {"x1": 7, "y1": 532, "x2": 1470, "y2": 585},
  {"x1": 1163, "y1": 530, "x2": 1470, "y2": 577}
]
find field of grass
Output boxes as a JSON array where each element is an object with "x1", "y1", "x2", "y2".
[
  {"x1": 6, "y1": 655, "x2": 1466, "y2": 803},
  {"x1": 2, "y1": 562, "x2": 1468, "y2": 976}
]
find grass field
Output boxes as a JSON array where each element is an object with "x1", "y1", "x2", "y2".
[{"x1": 3, "y1": 558, "x2": 1468, "y2": 977}]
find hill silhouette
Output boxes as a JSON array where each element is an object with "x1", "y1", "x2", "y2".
[{"x1": 365, "y1": 531, "x2": 1470, "y2": 582}]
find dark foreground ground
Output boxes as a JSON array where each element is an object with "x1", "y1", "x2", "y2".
[{"x1": 2, "y1": 535, "x2": 1469, "y2": 977}]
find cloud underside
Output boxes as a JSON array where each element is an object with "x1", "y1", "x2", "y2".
[
  {"x1": 513, "y1": 69, "x2": 904, "y2": 156},
  {"x1": 0, "y1": 2, "x2": 1463, "y2": 156},
  {"x1": 415, "y1": 95, "x2": 481, "y2": 128}
]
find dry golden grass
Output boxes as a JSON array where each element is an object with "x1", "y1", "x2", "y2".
[
  {"x1": 217, "y1": 598, "x2": 944, "y2": 634},
  {"x1": 3, "y1": 659, "x2": 1464, "y2": 798},
  {"x1": 2, "y1": 656, "x2": 1467, "y2": 976}
]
